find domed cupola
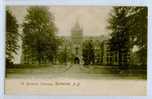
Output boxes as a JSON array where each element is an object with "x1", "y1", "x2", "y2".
[{"x1": 71, "y1": 20, "x2": 83, "y2": 44}]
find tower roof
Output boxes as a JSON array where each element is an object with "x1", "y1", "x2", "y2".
[{"x1": 71, "y1": 20, "x2": 83, "y2": 33}]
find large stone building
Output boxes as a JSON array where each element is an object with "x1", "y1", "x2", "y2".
[
  {"x1": 57, "y1": 21, "x2": 120, "y2": 65},
  {"x1": 71, "y1": 21, "x2": 83, "y2": 64},
  {"x1": 21, "y1": 21, "x2": 124, "y2": 65}
]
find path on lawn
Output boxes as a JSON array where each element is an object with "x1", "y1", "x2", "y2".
[
  {"x1": 6, "y1": 64, "x2": 116, "y2": 79},
  {"x1": 6, "y1": 64, "x2": 146, "y2": 79}
]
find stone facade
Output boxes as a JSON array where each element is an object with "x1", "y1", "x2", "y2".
[
  {"x1": 21, "y1": 21, "x2": 123, "y2": 65},
  {"x1": 71, "y1": 21, "x2": 83, "y2": 64},
  {"x1": 58, "y1": 21, "x2": 120, "y2": 65}
]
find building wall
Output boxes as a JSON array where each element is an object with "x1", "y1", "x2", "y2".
[{"x1": 21, "y1": 21, "x2": 123, "y2": 65}]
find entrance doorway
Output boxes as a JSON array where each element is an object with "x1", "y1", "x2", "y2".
[{"x1": 74, "y1": 57, "x2": 80, "y2": 64}]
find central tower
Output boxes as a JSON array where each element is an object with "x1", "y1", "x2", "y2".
[{"x1": 71, "y1": 21, "x2": 83, "y2": 64}]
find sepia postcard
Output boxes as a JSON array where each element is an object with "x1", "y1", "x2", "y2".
[{"x1": 5, "y1": 5, "x2": 147, "y2": 96}]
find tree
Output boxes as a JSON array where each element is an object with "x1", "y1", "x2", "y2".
[
  {"x1": 99, "y1": 42, "x2": 104, "y2": 64},
  {"x1": 107, "y1": 7, "x2": 147, "y2": 68},
  {"x1": 22, "y1": 6, "x2": 59, "y2": 64},
  {"x1": 127, "y1": 7, "x2": 147, "y2": 66},
  {"x1": 6, "y1": 9, "x2": 19, "y2": 65},
  {"x1": 58, "y1": 45, "x2": 68, "y2": 64},
  {"x1": 82, "y1": 40, "x2": 95, "y2": 65},
  {"x1": 107, "y1": 7, "x2": 130, "y2": 69}
]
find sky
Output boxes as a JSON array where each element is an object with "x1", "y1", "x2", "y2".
[{"x1": 8, "y1": 6, "x2": 112, "y2": 36}]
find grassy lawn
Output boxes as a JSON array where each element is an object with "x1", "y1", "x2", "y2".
[{"x1": 6, "y1": 64, "x2": 147, "y2": 79}]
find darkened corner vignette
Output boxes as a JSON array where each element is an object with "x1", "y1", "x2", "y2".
[{"x1": 5, "y1": 5, "x2": 147, "y2": 95}]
